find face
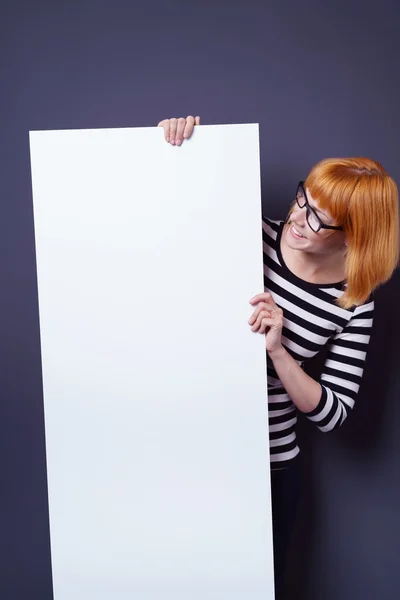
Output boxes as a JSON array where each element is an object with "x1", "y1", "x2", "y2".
[{"x1": 286, "y1": 186, "x2": 347, "y2": 255}]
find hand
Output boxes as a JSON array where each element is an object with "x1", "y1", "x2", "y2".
[
  {"x1": 157, "y1": 115, "x2": 201, "y2": 146},
  {"x1": 249, "y1": 292, "x2": 284, "y2": 355}
]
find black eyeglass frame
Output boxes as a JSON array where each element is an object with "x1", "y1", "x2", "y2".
[{"x1": 296, "y1": 181, "x2": 343, "y2": 233}]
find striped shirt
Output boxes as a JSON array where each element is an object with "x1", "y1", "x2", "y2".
[{"x1": 263, "y1": 218, "x2": 374, "y2": 469}]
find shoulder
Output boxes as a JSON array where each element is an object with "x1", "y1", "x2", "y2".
[
  {"x1": 262, "y1": 216, "x2": 285, "y2": 241},
  {"x1": 351, "y1": 296, "x2": 375, "y2": 319},
  {"x1": 337, "y1": 295, "x2": 375, "y2": 335},
  {"x1": 262, "y1": 215, "x2": 284, "y2": 229}
]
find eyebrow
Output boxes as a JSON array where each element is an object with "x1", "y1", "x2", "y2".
[{"x1": 309, "y1": 203, "x2": 329, "y2": 219}]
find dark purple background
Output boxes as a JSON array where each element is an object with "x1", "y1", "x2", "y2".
[{"x1": 1, "y1": 1, "x2": 399, "y2": 598}]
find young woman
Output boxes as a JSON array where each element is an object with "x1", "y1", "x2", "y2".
[{"x1": 157, "y1": 116, "x2": 400, "y2": 599}]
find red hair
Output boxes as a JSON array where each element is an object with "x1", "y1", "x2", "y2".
[{"x1": 305, "y1": 157, "x2": 399, "y2": 308}]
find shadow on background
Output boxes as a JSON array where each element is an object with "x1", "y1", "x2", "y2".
[{"x1": 280, "y1": 270, "x2": 400, "y2": 600}]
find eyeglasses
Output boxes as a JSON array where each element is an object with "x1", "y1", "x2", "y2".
[{"x1": 295, "y1": 181, "x2": 343, "y2": 233}]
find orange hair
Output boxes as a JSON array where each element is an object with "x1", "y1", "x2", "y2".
[{"x1": 304, "y1": 157, "x2": 399, "y2": 308}]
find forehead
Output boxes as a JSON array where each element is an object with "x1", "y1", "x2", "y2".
[{"x1": 305, "y1": 186, "x2": 333, "y2": 219}]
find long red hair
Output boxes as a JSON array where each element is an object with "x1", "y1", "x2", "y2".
[{"x1": 304, "y1": 157, "x2": 399, "y2": 308}]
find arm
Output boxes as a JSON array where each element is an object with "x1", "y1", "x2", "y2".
[
  {"x1": 304, "y1": 301, "x2": 374, "y2": 431},
  {"x1": 249, "y1": 293, "x2": 374, "y2": 429},
  {"x1": 268, "y1": 345, "x2": 323, "y2": 413}
]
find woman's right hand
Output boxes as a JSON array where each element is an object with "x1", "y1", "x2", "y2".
[{"x1": 157, "y1": 115, "x2": 201, "y2": 146}]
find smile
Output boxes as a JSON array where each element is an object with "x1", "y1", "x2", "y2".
[{"x1": 290, "y1": 224, "x2": 306, "y2": 239}]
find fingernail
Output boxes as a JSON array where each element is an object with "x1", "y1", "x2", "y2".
[
  {"x1": 170, "y1": 138, "x2": 175, "y2": 145},
  {"x1": 175, "y1": 139, "x2": 181, "y2": 146}
]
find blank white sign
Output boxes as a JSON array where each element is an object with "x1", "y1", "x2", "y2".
[{"x1": 29, "y1": 124, "x2": 274, "y2": 600}]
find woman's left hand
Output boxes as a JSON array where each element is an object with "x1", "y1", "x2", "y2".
[{"x1": 249, "y1": 292, "x2": 284, "y2": 354}]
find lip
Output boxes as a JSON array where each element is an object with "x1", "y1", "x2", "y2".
[{"x1": 290, "y1": 224, "x2": 307, "y2": 240}]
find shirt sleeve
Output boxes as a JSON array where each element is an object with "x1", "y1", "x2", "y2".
[{"x1": 305, "y1": 298, "x2": 374, "y2": 432}]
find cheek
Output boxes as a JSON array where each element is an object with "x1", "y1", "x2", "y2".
[
  {"x1": 307, "y1": 231, "x2": 323, "y2": 244},
  {"x1": 312, "y1": 231, "x2": 341, "y2": 251},
  {"x1": 290, "y1": 204, "x2": 302, "y2": 218}
]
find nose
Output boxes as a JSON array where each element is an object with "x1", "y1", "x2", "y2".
[{"x1": 291, "y1": 204, "x2": 307, "y2": 226}]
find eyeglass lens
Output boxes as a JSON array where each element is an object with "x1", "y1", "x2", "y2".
[{"x1": 296, "y1": 186, "x2": 320, "y2": 232}]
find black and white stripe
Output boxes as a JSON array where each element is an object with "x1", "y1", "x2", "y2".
[{"x1": 263, "y1": 218, "x2": 374, "y2": 469}]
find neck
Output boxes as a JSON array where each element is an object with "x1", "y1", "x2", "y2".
[
  {"x1": 293, "y1": 248, "x2": 345, "y2": 278},
  {"x1": 282, "y1": 224, "x2": 346, "y2": 284}
]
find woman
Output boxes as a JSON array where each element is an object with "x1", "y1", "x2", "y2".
[{"x1": 158, "y1": 116, "x2": 399, "y2": 599}]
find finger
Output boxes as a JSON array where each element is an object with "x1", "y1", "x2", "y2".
[
  {"x1": 251, "y1": 310, "x2": 272, "y2": 332},
  {"x1": 248, "y1": 302, "x2": 269, "y2": 325},
  {"x1": 183, "y1": 115, "x2": 195, "y2": 139},
  {"x1": 157, "y1": 119, "x2": 170, "y2": 142},
  {"x1": 259, "y1": 317, "x2": 275, "y2": 334},
  {"x1": 251, "y1": 295, "x2": 282, "y2": 316},
  {"x1": 175, "y1": 118, "x2": 186, "y2": 146},
  {"x1": 169, "y1": 118, "x2": 178, "y2": 145},
  {"x1": 195, "y1": 116, "x2": 201, "y2": 125},
  {"x1": 249, "y1": 292, "x2": 271, "y2": 305}
]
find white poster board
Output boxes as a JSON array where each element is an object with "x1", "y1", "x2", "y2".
[{"x1": 29, "y1": 124, "x2": 274, "y2": 600}]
